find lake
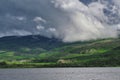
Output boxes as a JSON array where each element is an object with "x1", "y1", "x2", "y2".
[{"x1": 0, "y1": 68, "x2": 120, "y2": 80}]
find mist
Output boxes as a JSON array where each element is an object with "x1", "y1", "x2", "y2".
[{"x1": 0, "y1": 0, "x2": 119, "y2": 42}]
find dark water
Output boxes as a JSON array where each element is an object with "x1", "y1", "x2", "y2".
[{"x1": 0, "y1": 68, "x2": 120, "y2": 80}]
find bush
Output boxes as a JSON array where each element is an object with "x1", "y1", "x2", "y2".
[{"x1": 0, "y1": 61, "x2": 7, "y2": 65}]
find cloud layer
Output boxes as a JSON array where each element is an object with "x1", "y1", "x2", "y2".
[{"x1": 0, "y1": 0, "x2": 119, "y2": 42}]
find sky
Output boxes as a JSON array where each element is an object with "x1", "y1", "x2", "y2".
[{"x1": 0, "y1": 0, "x2": 120, "y2": 42}]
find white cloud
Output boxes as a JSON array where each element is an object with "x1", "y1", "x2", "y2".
[
  {"x1": 50, "y1": 0, "x2": 118, "y2": 42},
  {"x1": 113, "y1": 0, "x2": 120, "y2": 7},
  {"x1": 88, "y1": 2, "x2": 106, "y2": 22},
  {"x1": 12, "y1": 30, "x2": 32, "y2": 36},
  {"x1": 16, "y1": 16, "x2": 26, "y2": 21},
  {"x1": 36, "y1": 25, "x2": 45, "y2": 30},
  {"x1": 5, "y1": 14, "x2": 26, "y2": 21},
  {"x1": 47, "y1": 28, "x2": 56, "y2": 32},
  {"x1": 33, "y1": 17, "x2": 46, "y2": 23},
  {"x1": 0, "y1": 30, "x2": 32, "y2": 37}
]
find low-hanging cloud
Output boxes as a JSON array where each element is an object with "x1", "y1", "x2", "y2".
[{"x1": 0, "y1": 0, "x2": 119, "y2": 42}]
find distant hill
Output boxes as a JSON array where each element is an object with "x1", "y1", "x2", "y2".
[
  {"x1": 0, "y1": 35, "x2": 64, "y2": 61},
  {"x1": 0, "y1": 35, "x2": 63, "y2": 50},
  {"x1": 0, "y1": 36, "x2": 120, "y2": 67}
]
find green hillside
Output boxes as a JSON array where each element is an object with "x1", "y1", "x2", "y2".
[
  {"x1": 35, "y1": 38, "x2": 120, "y2": 67},
  {"x1": 0, "y1": 36, "x2": 120, "y2": 68}
]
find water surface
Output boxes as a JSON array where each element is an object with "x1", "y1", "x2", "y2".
[{"x1": 0, "y1": 68, "x2": 120, "y2": 80}]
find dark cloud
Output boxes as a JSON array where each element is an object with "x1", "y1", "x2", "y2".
[{"x1": 0, "y1": 0, "x2": 119, "y2": 42}]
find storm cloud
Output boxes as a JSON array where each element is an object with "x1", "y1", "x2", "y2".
[{"x1": 0, "y1": 0, "x2": 119, "y2": 42}]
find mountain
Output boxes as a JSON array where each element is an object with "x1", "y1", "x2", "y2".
[
  {"x1": 0, "y1": 35, "x2": 64, "y2": 62},
  {"x1": 0, "y1": 35, "x2": 120, "y2": 67},
  {"x1": 0, "y1": 35, "x2": 63, "y2": 50}
]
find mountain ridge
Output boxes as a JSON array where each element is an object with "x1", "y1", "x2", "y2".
[
  {"x1": 0, "y1": 35, "x2": 63, "y2": 51},
  {"x1": 0, "y1": 35, "x2": 120, "y2": 67}
]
